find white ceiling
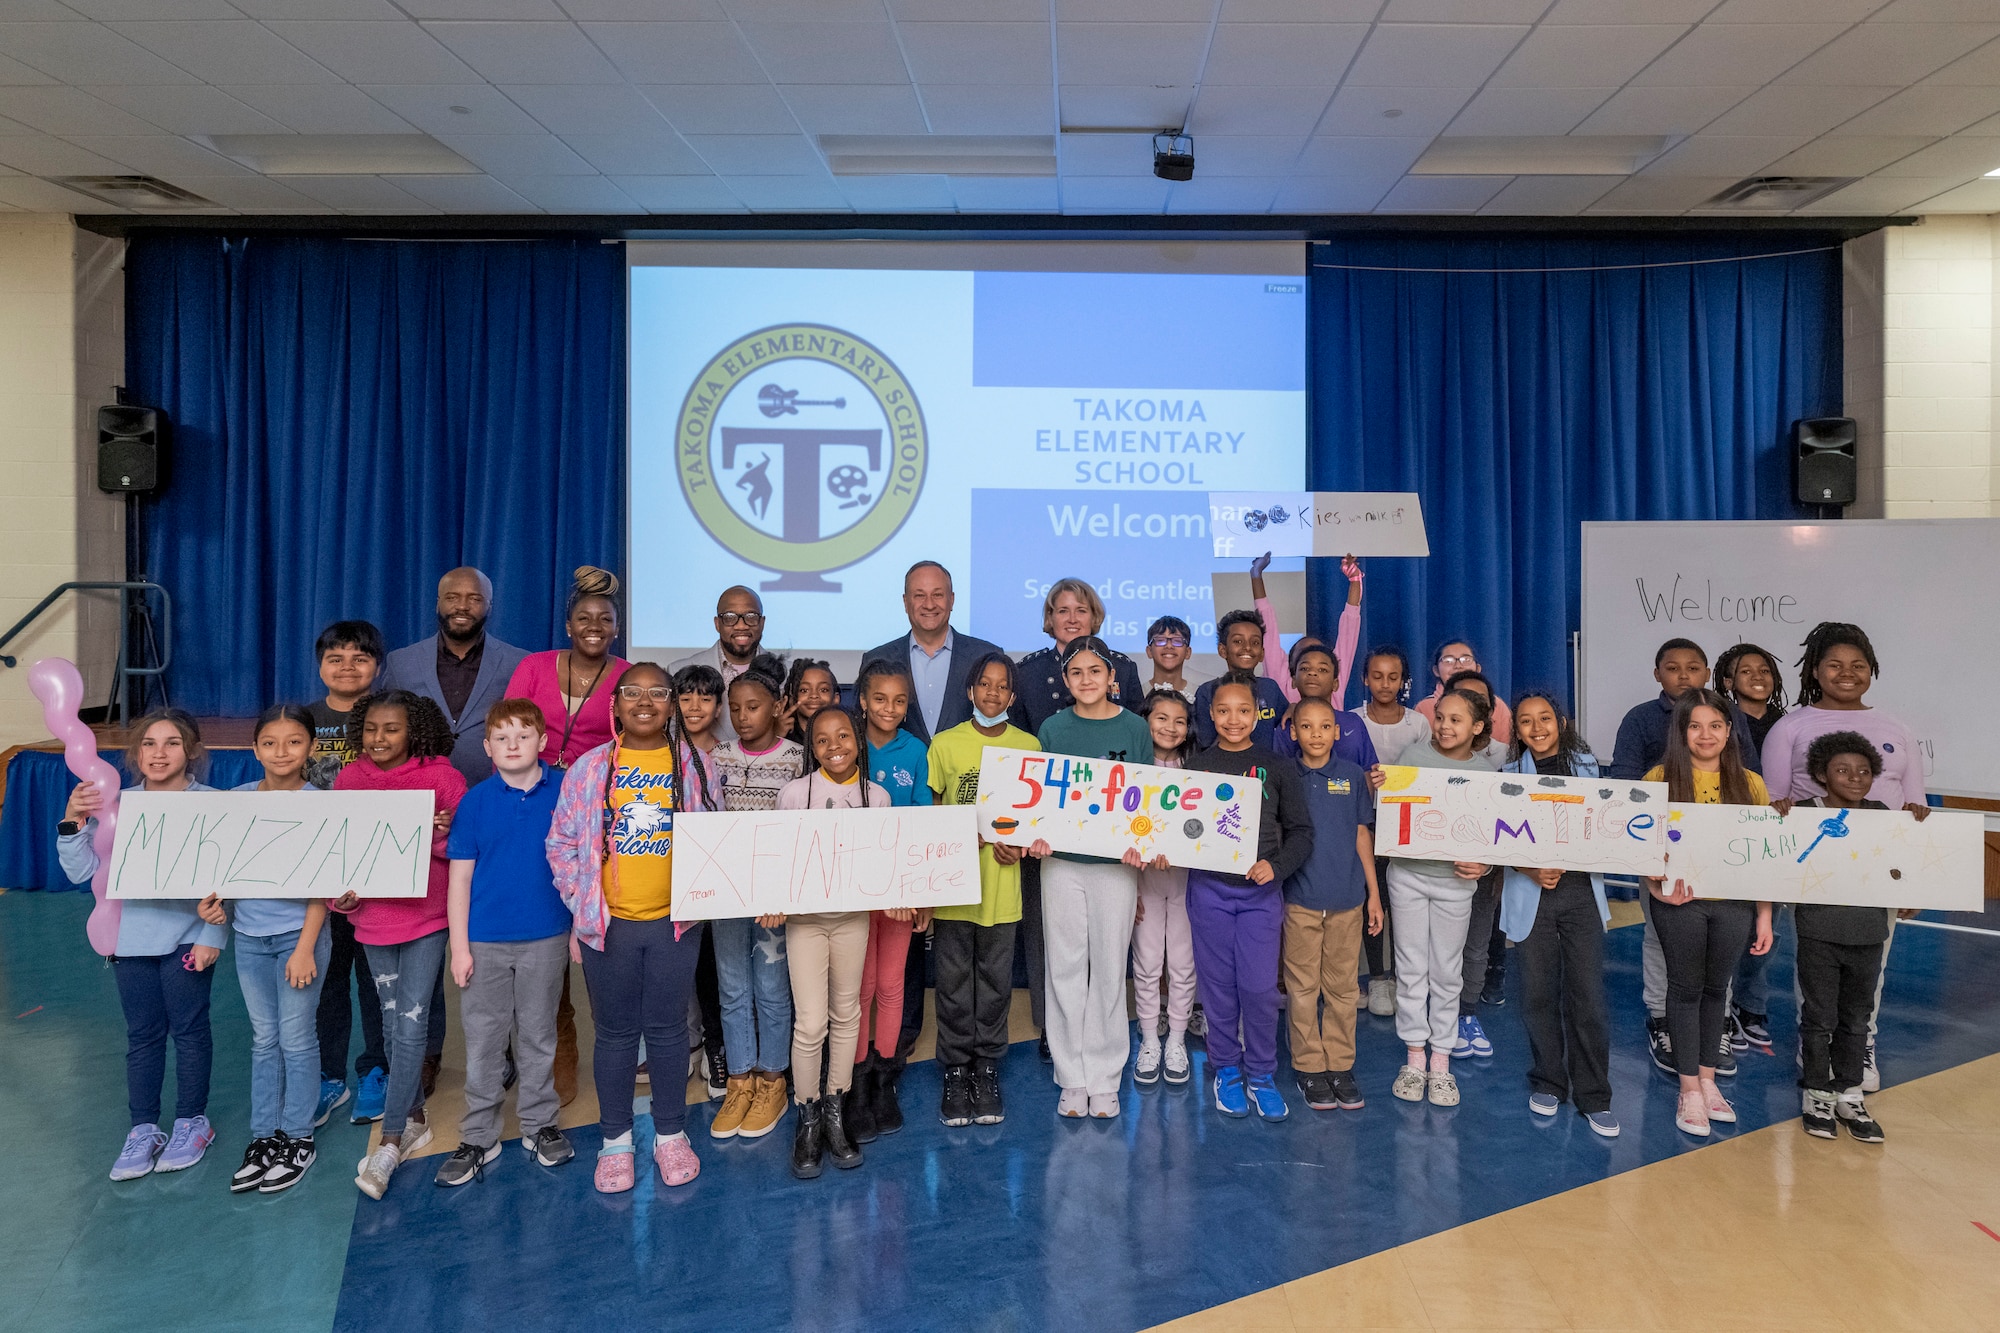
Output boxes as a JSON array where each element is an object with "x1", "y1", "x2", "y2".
[{"x1": 2, "y1": 0, "x2": 2000, "y2": 217}]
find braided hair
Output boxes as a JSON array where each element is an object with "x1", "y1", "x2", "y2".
[
  {"x1": 345, "y1": 689, "x2": 453, "y2": 761},
  {"x1": 1715, "y1": 642, "x2": 1788, "y2": 713},
  {"x1": 1795, "y1": 622, "x2": 1879, "y2": 707},
  {"x1": 782, "y1": 657, "x2": 837, "y2": 748},
  {"x1": 565, "y1": 564, "x2": 619, "y2": 619},
  {"x1": 598, "y1": 662, "x2": 715, "y2": 861}
]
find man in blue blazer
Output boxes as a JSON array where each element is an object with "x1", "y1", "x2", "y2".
[
  {"x1": 860, "y1": 560, "x2": 1006, "y2": 747},
  {"x1": 382, "y1": 567, "x2": 528, "y2": 784}
]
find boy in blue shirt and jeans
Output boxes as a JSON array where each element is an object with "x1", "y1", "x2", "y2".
[
  {"x1": 1281, "y1": 699, "x2": 1382, "y2": 1112},
  {"x1": 435, "y1": 699, "x2": 577, "y2": 1185}
]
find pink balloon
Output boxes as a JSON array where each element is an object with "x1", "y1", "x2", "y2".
[{"x1": 27, "y1": 657, "x2": 122, "y2": 956}]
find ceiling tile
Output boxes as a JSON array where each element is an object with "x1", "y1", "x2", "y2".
[
  {"x1": 1490, "y1": 24, "x2": 1688, "y2": 89},
  {"x1": 81, "y1": 83, "x2": 291, "y2": 135},
  {"x1": 837, "y1": 173, "x2": 955, "y2": 210},
  {"x1": 1221, "y1": 0, "x2": 1382, "y2": 20},
  {"x1": 1186, "y1": 84, "x2": 1332, "y2": 137},
  {"x1": 1872, "y1": 0, "x2": 2000, "y2": 17},
  {"x1": 1706, "y1": 84, "x2": 1900, "y2": 138},
  {"x1": 1477, "y1": 174, "x2": 1621, "y2": 213},
  {"x1": 1779, "y1": 22, "x2": 2000, "y2": 86},
  {"x1": 424, "y1": 20, "x2": 623, "y2": 83},
  {"x1": 1709, "y1": 0, "x2": 1881, "y2": 17},
  {"x1": 899, "y1": 22, "x2": 1051, "y2": 85},
  {"x1": 1317, "y1": 84, "x2": 1474, "y2": 138},
  {"x1": 949, "y1": 175, "x2": 1059, "y2": 210},
  {"x1": 1188, "y1": 134, "x2": 1306, "y2": 175},
  {"x1": 1293, "y1": 136, "x2": 1432, "y2": 177},
  {"x1": 892, "y1": 0, "x2": 1046, "y2": 20},
  {"x1": 1832, "y1": 83, "x2": 2000, "y2": 137},
  {"x1": 389, "y1": 172, "x2": 540, "y2": 211},
  {"x1": 278, "y1": 174, "x2": 438, "y2": 212},
  {"x1": 231, "y1": 0, "x2": 408, "y2": 16},
  {"x1": 1447, "y1": 86, "x2": 1614, "y2": 136},
  {"x1": 725, "y1": 0, "x2": 881, "y2": 18},
  {"x1": 0, "y1": 174, "x2": 131, "y2": 211},
  {"x1": 359, "y1": 84, "x2": 545, "y2": 136},
  {"x1": 1765, "y1": 135, "x2": 1937, "y2": 175},
  {"x1": 1542, "y1": 0, "x2": 1716, "y2": 17},
  {"x1": 1382, "y1": 0, "x2": 1547, "y2": 19},
  {"x1": 682, "y1": 132, "x2": 823, "y2": 174},
  {"x1": 1058, "y1": 85, "x2": 1191, "y2": 130},
  {"x1": 720, "y1": 173, "x2": 849, "y2": 210},
  {"x1": 1925, "y1": 36, "x2": 2000, "y2": 85},
  {"x1": 1576, "y1": 85, "x2": 1755, "y2": 136},
  {"x1": 218, "y1": 84, "x2": 413, "y2": 133},
  {"x1": 1200, "y1": 23, "x2": 1368, "y2": 85},
  {"x1": 560, "y1": 132, "x2": 709, "y2": 175},
  {"x1": 1057, "y1": 132, "x2": 1153, "y2": 175},
  {"x1": 737, "y1": 21, "x2": 909, "y2": 85},
  {"x1": 1889, "y1": 176, "x2": 2000, "y2": 211},
  {"x1": 1631, "y1": 25, "x2": 1848, "y2": 87},
  {"x1": 0, "y1": 132, "x2": 134, "y2": 175},
  {"x1": 66, "y1": 134, "x2": 257, "y2": 177},
  {"x1": 1163, "y1": 176, "x2": 1283, "y2": 212},
  {"x1": 1344, "y1": 24, "x2": 1529, "y2": 87},
  {"x1": 502, "y1": 84, "x2": 669, "y2": 135},
  {"x1": 576, "y1": 21, "x2": 766, "y2": 84},
  {"x1": 435, "y1": 132, "x2": 595, "y2": 173},
  {"x1": 1375, "y1": 174, "x2": 1508, "y2": 212},
  {"x1": 639, "y1": 84, "x2": 798, "y2": 136},
  {"x1": 266, "y1": 22, "x2": 482, "y2": 84},
  {"x1": 488, "y1": 172, "x2": 640, "y2": 211},
  {"x1": 65, "y1": 0, "x2": 243, "y2": 17},
  {"x1": 607, "y1": 173, "x2": 745, "y2": 210},
  {"x1": 1585, "y1": 174, "x2": 1735, "y2": 211},
  {"x1": 0, "y1": 85, "x2": 163, "y2": 135},
  {"x1": 1641, "y1": 135, "x2": 1800, "y2": 177},
  {"x1": 1783, "y1": 177, "x2": 1953, "y2": 213},
  {"x1": 1273, "y1": 175, "x2": 1394, "y2": 211},
  {"x1": 1058, "y1": 174, "x2": 1169, "y2": 211},
  {"x1": 399, "y1": 0, "x2": 568, "y2": 16},
  {"x1": 1872, "y1": 134, "x2": 2000, "y2": 177},
  {"x1": 924, "y1": 83, "x2": 1054, "y2": 135},
  {"x1": 1056, "y1": 23, "x2": 1209, "y2": 86},
  {"x1": 0, "y1": 21, "x2": 202, "y2": 85},
  {"x1": 0, "y1": 50, "x2": 56, "y2": 85},
  {"x1": 166, "y1": 174, "x2": 329, "y2": 209},
  {"x1": 563, "y1": 0, "x2": 726, "y2": 16},
  {"x1": 1060, "y1": 0, "x2": 1212, "y2": 18},
  {"x1": 782, "y1": 84, "x2": 928, "y2": 135},
  {"x1": 109, "y1": 21, "x2": 340, "y2": 85}
]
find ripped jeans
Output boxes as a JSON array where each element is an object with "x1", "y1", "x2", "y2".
[{"x1": 361, "y1": 930, "x2": 448, "y2": 1139}]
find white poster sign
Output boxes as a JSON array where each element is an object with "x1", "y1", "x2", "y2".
[
  {"x1": 1209, "y1": 491, "x2": 1430, "y2": 559},
  {"x1": 1660, "y1": 804, "x2": 1984, "y2": 911},
  {"x1": 107, "y1": 790, "x2": 436, "y2": 900},
  {"x1": 974, "y1": 747, "x2": 1264, "y2": 875},
  {"x1": 1374, "y1": 765, "x2": 1670, "y2": 877},
  {"x1": 670, "y1": 805, "x2": 982, "y2": 920}
]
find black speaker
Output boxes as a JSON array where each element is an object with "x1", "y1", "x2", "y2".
[
  {"x1": 97, "y1": 404, "x2": 162, "y2": 493},
  {"x1": 1793, "y1": 416, "x2": 1856, "y2": 507}
]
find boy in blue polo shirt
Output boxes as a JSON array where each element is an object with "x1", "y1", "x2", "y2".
[
  {"x1": 1281, "y1": 698, "x2": 1382, "y2": 1113},
  {"x1": 435, "y1": 699, "x2": 576, "y2": 1186}
]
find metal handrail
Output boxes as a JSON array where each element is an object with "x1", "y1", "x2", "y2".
[{"x1": 0, "y1": 580, "x2": 172, "y2": 724}]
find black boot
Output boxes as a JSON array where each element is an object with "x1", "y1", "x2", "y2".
[
  {"x1": 790, "y1": 1098, "x2": 824, "y2": 1180},
  {"x1": 844, "y1": 1058, "x2": 879, "y2": 1144},
  {"x1": 873, "y1": 1058, "x2": 905, "y2": 1135},
  {"x1": 822, "y1": 1089, "x2": 863, "y2": 1169}
]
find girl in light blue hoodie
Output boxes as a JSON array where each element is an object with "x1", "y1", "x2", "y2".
[
  {"x1": 1499, "y1": 691, "x2": 1616, "y2": 1138},
  {"x1": 59, "y1": 709, "x2": 226, "y2": 1181}
]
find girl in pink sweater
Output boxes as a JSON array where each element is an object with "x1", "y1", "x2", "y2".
[{"x1": 332, "y1": 690, "x2": 465, "y2": 1199}]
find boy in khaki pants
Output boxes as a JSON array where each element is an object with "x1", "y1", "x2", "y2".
[{"x1": 1281, "y1": 699, "x2": 1382, "y2": 1112}]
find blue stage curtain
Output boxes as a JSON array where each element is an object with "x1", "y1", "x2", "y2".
[
  {"x1": 125, "y1": 236, "x2": 626, "y2": 717},
  {"x1": 0, "y1": 749, "x2": 266, "y2": 892},
  {"x1": 1306, "y1": 233, "x2": 1843, "y2": 711}
]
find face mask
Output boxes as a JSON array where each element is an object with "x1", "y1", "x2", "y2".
[{"x1": 974, "y1": 706, "x2": 1010, "y2": 727}]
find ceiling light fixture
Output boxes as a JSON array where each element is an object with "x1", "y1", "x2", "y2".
[
  {"x1": 1412, "y1": 135, "x2": 1670, "y2": 176},
  {"x1": 819, "y1": 135, "x2": 1054, "y2": 176}
]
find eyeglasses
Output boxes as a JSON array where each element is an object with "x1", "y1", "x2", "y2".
[
  {"x1": 617, "y1": 686, "x2": 672, "y2": 701},
  {"x1": 1438, "y1": 654, "x2": 1477, "y2": 668},
  {"x1": 717, "y1": 611, "x2": 764, "y2": 628},
  {"x1": 1149, "y1": 636, "x2": 1189, "y2": 649}
]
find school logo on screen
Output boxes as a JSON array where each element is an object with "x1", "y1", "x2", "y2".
[{"x1": 675, "y1": 323, "x2": 927, "y2": 593}]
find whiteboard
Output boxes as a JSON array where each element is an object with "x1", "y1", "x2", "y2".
[{"x1": 1580, "y1": 520, "x2": 2000, "y2": 800}]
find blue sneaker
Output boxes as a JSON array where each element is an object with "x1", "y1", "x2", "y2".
[
  {"x1": 1454, "y1": 1014, "x2": 1493, "y2": 1059},
  {"x1": 1246, "y1": 1073, "x2": 1288, "y2": 1122},
  {"x1": 1586, "y1": 1110, "x2": 1621, "y2": 1138},
  {"x1": 1212, "y1": 1065, "x2": 1250, "y2": 1118},
  {"x1": 315, "y1": 1078, "x2": 351, "y2": 1129},
  {"x1": 110, "y1": 1124, "x2": 166, "y2": 1181},
  {"x1": 1529, "y1": 1092, "x2": 1560, "y2": 1117},
  {"x1": 352, "y1": 1067, "x2": 387, "y2": 1124},
  {"x1": 155, "y1": 1115, "x2": 214, "y2": 1173}
]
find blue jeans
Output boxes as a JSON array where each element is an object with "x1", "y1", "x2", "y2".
[
  {"x1": 362, "y1": 931, "x2": 447, "y2": 1138},
  {"x1": 236, "y1": 928, "x2": 332, "y2": 1139},
  {"x1": 112, "y1": 948, "x2": 214, "y2": 1127},
  {"x1": 711, "y1": 916, "x2": 791, "y2": 1075}
]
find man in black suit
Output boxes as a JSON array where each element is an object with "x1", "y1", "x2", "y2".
[
  {"x1": 381, "y1": 566, "x2": 528, "y2": 784},
  {"x1": 859, "y1": 560, "x2": 1004, "y2": 746}
]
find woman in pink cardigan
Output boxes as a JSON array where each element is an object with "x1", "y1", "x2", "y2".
[
  {"x1": 505, "y1": 565, "x2": 629, "y2": 769},
  {"x1": 330, "y1": 690, "x2": 466, "y2": 1199}
]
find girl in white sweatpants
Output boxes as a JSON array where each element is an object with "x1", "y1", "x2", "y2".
[{"x1": 1132, "y1": 691, "x2": 1196, "y2": 1085}]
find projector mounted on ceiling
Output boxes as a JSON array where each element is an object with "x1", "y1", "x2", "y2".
[{"x1": 1152, "y1": 131, "x2": 1194, "y2": 183}]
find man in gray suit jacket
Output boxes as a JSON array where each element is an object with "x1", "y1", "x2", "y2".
[
  {"x1": 382, "y1": 567, "x2": 528, "y2": 784},
  {"x1": 860, "y1": 560, "x2": 1005, "y2": 746}
]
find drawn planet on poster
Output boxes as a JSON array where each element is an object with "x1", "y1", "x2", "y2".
[
  {"x1": 1217, "y1": 783, "x2": 1235, "y2": 800},
  {"x1": 1183, "y1": 818, "x2": 1204, "y2": 838},
  {"x1": 990, "y1": 817, "x2": 1019, "y2": 835}
]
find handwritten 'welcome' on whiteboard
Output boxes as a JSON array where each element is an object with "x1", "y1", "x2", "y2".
[
  {"x1": 1374, "y1": 765, "x2": 1670, "y2": 877},
  {"x1": 669, "y1": 805, "x2": 982, "y2": 921},
  {"x1": 107, "y1": 790, "x2": 435, "y2": 900}
]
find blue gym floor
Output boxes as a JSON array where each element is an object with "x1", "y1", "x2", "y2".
[{"x1": 4, "y1": 889, "x2": 1998, "y2": 1333}]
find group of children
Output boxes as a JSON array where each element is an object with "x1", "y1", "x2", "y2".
[{"x1": 59, "y1": 555, "x2": 1926, "y2": 1200}]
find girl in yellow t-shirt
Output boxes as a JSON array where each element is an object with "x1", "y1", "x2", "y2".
[{"x1": 1645, "y1": 688, "x2": 1774, "y2": 1140}]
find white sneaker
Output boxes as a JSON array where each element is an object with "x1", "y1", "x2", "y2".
[
  {"x1": 1861, "y1": 1044, "x2": 1880, "y2": 1093},
  {"x1": 355, "y1": 1143, "x2": 401, "y2": 1199},
  {"x1": 1057, "y1": 1087, "x2": 1088, "y2": 1118},
  {"x1": 1134, "y1": 1037, "x2": 1161, "y2": 1086},
  {"x1": 1087, "y1": 1093, "x2": 1119, "y2": 1119},
  {"x1": 1367, "y1": 978, "x2": 1396, "y2": 1017},
  {"x1": 1163, "y1": 1036, "x2": 1191, "y2": 1085},
  {"x1": 398, "y1": 1119, "x2": 434, "y2": 1159}
]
